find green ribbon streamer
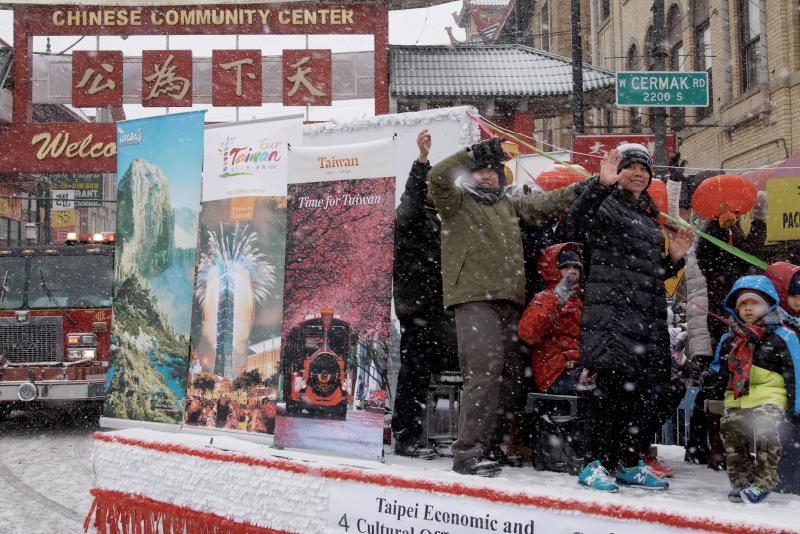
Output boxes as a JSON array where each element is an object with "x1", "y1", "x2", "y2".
[
  {"x1": 659, "y1": 211, "x2": 769, "y2": 270},
  {"x1": 474, "y1": 114, "x2": 770, "y2": 271}
]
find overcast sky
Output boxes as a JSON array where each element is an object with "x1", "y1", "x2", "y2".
[{"x1": 0, "y1": 2, "x2": 464, "y2": 121}]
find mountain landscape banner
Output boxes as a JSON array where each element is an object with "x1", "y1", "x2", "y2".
[
  {"x1": 184, "y1": 118, "x2": 299, "y2": 434},
  {"x1": 274, "y1": 138, "x2": 396, "y2": 461},
  {"x1": 104, "y1": 111, "x2": 205, "y2": 425}
]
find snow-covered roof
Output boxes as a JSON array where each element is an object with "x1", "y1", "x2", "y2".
[{"x1": 390, "y1": 45, "x2": 615, "y2": 98}]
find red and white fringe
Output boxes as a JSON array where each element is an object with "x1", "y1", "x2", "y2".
[{"x1": 85, "y1": 488, "x2": 293, "y2": 534}]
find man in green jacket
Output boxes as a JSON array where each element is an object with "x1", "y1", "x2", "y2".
[{"x1": 428, "y1": 138, "x2": 577, "y2": 476}]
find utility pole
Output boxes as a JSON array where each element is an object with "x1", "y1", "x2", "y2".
[
  {"x1": 571, "y1": 0, "x2": 584, "y2": 134},
  {"x1": 652, "y1": 0, "x2": 667, "y2": 178}
]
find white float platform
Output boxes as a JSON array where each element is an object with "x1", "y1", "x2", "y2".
[{"x1": 87, "y1": 428, "x2": 800, "y2": 534}]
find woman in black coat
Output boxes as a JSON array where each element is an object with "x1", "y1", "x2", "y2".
[{"x1": 567, "y1": 145, "x2": 694, "y2": 492}]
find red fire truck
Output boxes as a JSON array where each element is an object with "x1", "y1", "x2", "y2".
[{"x1": 0, "y1": 233, "x2": 114, "y2": 422}]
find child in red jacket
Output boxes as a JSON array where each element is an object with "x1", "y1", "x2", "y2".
[
  {"x1": 766, "y1": 262, "x2": 800, "y2": 333},
  {"x1": 519, "y1": 243, "x2": 584, "y2": 394}
]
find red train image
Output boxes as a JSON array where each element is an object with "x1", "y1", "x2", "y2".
[{"x1": 282, "y1": 308, "x2": 357, "y2": 420}]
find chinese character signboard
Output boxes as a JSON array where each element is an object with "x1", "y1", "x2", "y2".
[
  {"x1": 50, "y1": 173, "x2": 104, "y2": 207},
  {"x1": 72, "y1": 51, "x2": 123, "y2": 108},
  {"x1": 572, "y1": 134, "x2": 677, "y2": 176},
  {"x1": 282, "y1": 49, "x2": 331, "y2": 106},
  {"x1": 142, "y1": 50, "x2": 193, "y2": 107},
  {"x1": 212, "y1": 50, "x2": 262, "y2": 107}
]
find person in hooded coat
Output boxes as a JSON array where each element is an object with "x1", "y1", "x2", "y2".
[
  {"x1": 765, "y1": 261, "x2": 800, "y2": 495},
  {"x1": 428, "y1": 137, "x2": 578, "y2": 477},
  {"x1": 391, "y1": 130, "x2": 458, "y2": 458},
  {"x1": 708, "y1": 275, "x2": 800, "y2": 503},
  {"x1": 566, "y1": 144, "x2": 695, "y2": 492},
  {"x1": 518, "y1": 243, "x2": 584, "y2": 394}
]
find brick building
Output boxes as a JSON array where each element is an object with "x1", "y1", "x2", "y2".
[{"x1": 591, "y1": 0, "x2": 800, "y2": 172}]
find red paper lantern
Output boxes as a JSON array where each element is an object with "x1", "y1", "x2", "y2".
[
  {"x1": 646, "y1": 178, "x2": 668, "y2": 222},
  {"x1": 536, "y1": 163, "x2": 588, "y2": 191},
  {"x1": 691, "y1": 174, "x2": 756, "y2": 220}
]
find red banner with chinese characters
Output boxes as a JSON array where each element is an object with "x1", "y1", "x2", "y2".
[
  {"x1": 212, "y1": 50, "x2": 262, "y2": 107},
  {"x1": 71, "y1": 50, "x2": 123, "y2": 108},
  {"x1": 142, "y1": 50, "x2": 193, "y2": 107},
  {"x1": 572, "y1": 134, "x2": 678, "y2": 175},
  {"x1": 282, "y1": 49, "x2": 332, "y2": 107}
]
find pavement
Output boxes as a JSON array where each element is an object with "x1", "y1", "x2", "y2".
[{"x1": 0, "y1": 409, "x2": 95, "y2": 534}]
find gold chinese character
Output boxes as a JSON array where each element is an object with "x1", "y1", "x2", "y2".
[
  {"x1": 286, "y1": 56, "x2": 326, "y2": 98},
  {"x1": 144, "y1": 54, "x2": 191, "y2": 101},
  {"x1": 76, "y1": 63, "x2": 116, "y2": 95},
  {"x1": 219, "y1": 58, "x2": 257, "y2": 97}
]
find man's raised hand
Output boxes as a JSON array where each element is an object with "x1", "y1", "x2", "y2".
[{"x1": 417, "y1": 129, "x2": 431, "y2": 163}]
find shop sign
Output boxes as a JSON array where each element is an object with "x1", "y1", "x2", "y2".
[
  {"x1": 212, "y1": 50, "x2": 262, "y2": 107},
  {"x1": 142, "y1": 50, "x2": 193, "y2": 107},
  {"x1": 766, "y1": 176, "x2": 800, "y2": 242},
  {"x1": 72, "y1": 51, "x2": 123, "y2": 108},
  {"x1": 51, "y1": 208, "x2": 76, "y2": 228},
  {"x1": 50, "y1": 173, "x2": 104, "y2": 208},
  {"x1": 282, "y1": 49, "x2": 332, "y2": 106},
  {"x1": 52, "y1": 190, "x2": 75, "y2": 209}
]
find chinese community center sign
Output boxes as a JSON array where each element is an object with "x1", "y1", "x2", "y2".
[{"x1": 0, "y1": 3, "x2": 390, "y2": 174}]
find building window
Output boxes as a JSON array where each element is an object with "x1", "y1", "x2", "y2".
[
  {"x1": 643, "y1": 26, "x2": 656, "y2": 72},
  {"x1": 667, "y1": 4, "x2": 686, "y2": 129},
  {"x1": 602, "y1": 0, "x2": 611, "y2": 20},
  {"x1": 626, "y1": 44, "x2": 642, "y2": 132},
  {"x1": 693, "y1": 0, "x2": 713, "y2": 120},
  {"x1": 739, "y1": 0, "x2": 761, "y2": 92},
  {"x1": 667, "y1": 5, "x2": 684, "y2": 70},
  {"x1": 541, "y1": 1, "x2": 550, "y2": 52},
  {"x1": 539, "y1": 118, "x2": 554, "y2": 149}
]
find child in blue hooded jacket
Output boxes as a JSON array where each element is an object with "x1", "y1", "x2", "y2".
[{"x1": 710, "y1": 275, "x2": 800, "y2": 504}]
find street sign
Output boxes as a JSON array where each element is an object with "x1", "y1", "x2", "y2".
[{"x1": 616, "y1": 71, "x2": 709, "y2": 107}]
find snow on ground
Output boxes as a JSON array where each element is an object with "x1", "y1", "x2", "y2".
[
  {"x1": 0, "y1": 410, "x2": 95, "y2": 534},
  {"x1": 388, "y1": 444, "x2": 800, "y2": 532}
]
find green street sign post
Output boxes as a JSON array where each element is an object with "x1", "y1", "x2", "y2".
[{"x1": 615, "y1": 71, "x2": 709, "y2": 107}]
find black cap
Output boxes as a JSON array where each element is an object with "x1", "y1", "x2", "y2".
[
  {"x1": 616, "y1": 143, "x2": 654, "y2": 181},
  {"x1": 557, "y1": 249, "x2": 582, "y2": 269}
]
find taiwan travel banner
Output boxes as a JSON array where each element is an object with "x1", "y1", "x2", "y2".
[
  {"x1": 104, "y1": 111, "x2": 205, "y2": 425},
  {"x1": 274, "y1": 138, "x2": 396, "y2": 461},
  {"x1": 183, "y1": 117, "x2": 300, "y2": 435}
]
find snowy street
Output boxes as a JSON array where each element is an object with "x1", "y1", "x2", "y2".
[{"x1": 0, "y1": 412, "x2": 95, "y2": 534}]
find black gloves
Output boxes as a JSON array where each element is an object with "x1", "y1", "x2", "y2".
[{"x1": 470, "y1": 138, "x2": 506, "y2": 170}]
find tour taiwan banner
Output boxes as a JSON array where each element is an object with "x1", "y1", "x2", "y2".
[
  {"x1": 104, "y1": 111, "x2": 205, "y2": 425},
  {"x1": 274, "y1": 138, "x2": 396, "y2": 461},
  {"x1": 184, "y1": 117, "x2": 300, "y2": 435}
]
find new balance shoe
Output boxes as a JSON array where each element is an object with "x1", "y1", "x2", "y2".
[
  {"x1": 615, "y1": 461, "x2": 669, "y2": 490},
  {"x1": 453, "y1": 457, "x2": 502, "y2": 477},
  {"x1": 728, "y1": 487, "x2": 746, "y2": 503},
  {"x1": 578, "y1": 460, "x2": 619, "y2": 492},
  {"x1": 741, "y1": 485, "x2": 770, "y2": 504},
  {"x1": 643, "y1": 455, "x2": 674, "y2": 478}
]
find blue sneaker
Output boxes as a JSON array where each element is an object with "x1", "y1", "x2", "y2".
[
  {"x1": 728, "y1": 487, "x2": 745, "y2": 503},
  {"x1": 615, "y1": 461, "x2": 669, "y2": 490},
  {"x1": 741, "y1": 485, "x2": 770, "y2": 504},
  {"x1": 578, "y1": 460, "x2": 619, "y2": 492}
]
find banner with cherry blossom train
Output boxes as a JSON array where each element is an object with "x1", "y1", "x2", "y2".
[{"x1": 274, "y1": 138, "x2": 396, "y2": 461}]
